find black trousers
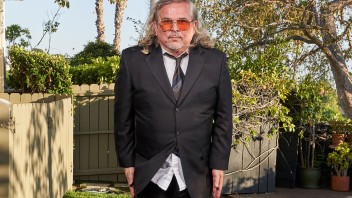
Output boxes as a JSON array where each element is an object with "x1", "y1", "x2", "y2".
[{"x1": 136, "y1": 176, "x2": 191, "y2": 198}]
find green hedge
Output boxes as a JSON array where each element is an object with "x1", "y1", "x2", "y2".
[
  {"x1": 69, "y1": 41, "x2": 118, "y2": 66},
  {"x1": 7, "y1": 45, "x2": 72, "y2": 94},
  {"x1": 70, "y1": 56, "x2": 120, "y2": 85}
]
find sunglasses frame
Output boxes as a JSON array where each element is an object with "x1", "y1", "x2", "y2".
[{"x1": 157, "y1": 19, "x2": 194, "y2": 31}]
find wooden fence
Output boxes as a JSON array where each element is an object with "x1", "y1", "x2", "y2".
[
  {"x1": 223, "y1": 133, "x2": 277, "y2": 194},
  {"x1": 72, "y1": 83, "x2": 277, "y2": 194},
  {"x1": 0, "y1": 84, "x2": 277, "y2": 197},
  {"x1": 0, "y1": 93, "x2": 73, "y2": 198},
  {"x1": 72, "y1": 84, "x2": 124, "y2": 183}
]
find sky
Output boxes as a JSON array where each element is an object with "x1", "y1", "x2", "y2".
[{"x1": 5, "y1": 0, "x2": 150, "y2": 56}]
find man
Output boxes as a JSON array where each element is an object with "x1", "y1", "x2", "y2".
[{"x1": 114, "y1": 0, "x2": 232, "y2": 197}]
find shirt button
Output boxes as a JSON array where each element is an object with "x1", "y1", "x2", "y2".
[{"x1": 176, "y1": 131, "x2": 180, "y2": 136}]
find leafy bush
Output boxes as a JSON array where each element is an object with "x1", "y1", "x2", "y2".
[
  {"x1": 70, "y1": 41, "x2": 118, "y2": 66},
  {"x1": 70, "y1": 56, "x2": 120, "y2": 85},
  {"x1": 229, "y1": 44, "x2": 294, "y2": 146},
  {"x1": 231, "y1": 69, "x2": 294, "y2": 146},
  {"x1": 7, "y1": 45, "x2": 72, "y2": 94}
]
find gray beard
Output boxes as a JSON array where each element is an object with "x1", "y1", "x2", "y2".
[{"x1": 165, "y1": 42, "x2": 184, "y2": 51}]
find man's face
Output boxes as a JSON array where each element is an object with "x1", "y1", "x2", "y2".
[{"x1": 153, "y1": 2, "x2": 197, "y2": 55}]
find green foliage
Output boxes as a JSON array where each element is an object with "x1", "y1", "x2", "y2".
[
  {"x1": 230, "y1": 43, "x2": 294, "y2": 147},
  {"x1": 63, "y1": 191, "x2": 130, "y2": 198},
  {"x1": 70, "y1": 56, "x2": 120, "y2": 85},
  {"x1": 70, "y1": 41, "x2": 118, "y2": 66},
  {"x1": 327, "y1": 142, "x2": 352, "y2": 177},
  {"x1": 329, "y1": 119, "x2": 352, "y2": 134},
  {"x1": 231, "y1": 69, "x2": 294, "y2": 147},
  {"x1": 5, "y1": 24, "x2": 32, "y2": 48},
  {"x1": 284, "y1": 75, "x2": 340, "y2": 168},
  {"x1": 290, "y1": 75, "x2": 339, "y2": 125},
  {"x1": 7, "y1": 45, "x2": 72, "y2": 94}
]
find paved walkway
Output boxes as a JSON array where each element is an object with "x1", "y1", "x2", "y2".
[{"x1": 225, "y1": 187, "x2": 352, "y2": 198}]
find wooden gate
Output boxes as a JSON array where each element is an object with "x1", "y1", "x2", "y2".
[
  {"x1": 0, "y1": 93, "x2": 73, "y2": 198},
  {"x1": 72, "y1": 84, "x2": 125, "y2": 183}
]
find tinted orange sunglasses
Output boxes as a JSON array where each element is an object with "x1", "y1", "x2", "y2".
[{"x1": 158, "y1": 19, "x2": 194, "y2": 31}]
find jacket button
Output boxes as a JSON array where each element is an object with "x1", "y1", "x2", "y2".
[
  {"x1": 175, "y1": 108, "x2": 179, "y2": 112},
  {"x1": 176, "y1": 131, "x2": 180, "y2": 136}
]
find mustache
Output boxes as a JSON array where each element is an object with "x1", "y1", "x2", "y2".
[{"x1": 167, "y1": 33, "x2": 182, "y2": 38}]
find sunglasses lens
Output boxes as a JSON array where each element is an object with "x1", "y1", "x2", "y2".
[
  {"x1": 160, "y1": 21, "x2": 173, "y2": 31},
  {"x1": 177, "y1": 20, "x2": 190, "y2": 31},
  {"x1": 159, "y1": 20, "x2": 191, "y2": 31}
]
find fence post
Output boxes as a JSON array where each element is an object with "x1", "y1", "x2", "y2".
[{"x1": 0, "y1": 98, "x2": 12, "y2": 197}]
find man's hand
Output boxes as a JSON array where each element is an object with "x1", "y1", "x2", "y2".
[
  {"x1": 212, "y1": 169, "x2": 224, "y2": 198},
  {"x1": 124, "y1": 167, "x2": 135, "y2": 197}
]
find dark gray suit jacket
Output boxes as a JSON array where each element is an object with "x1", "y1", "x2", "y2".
[{"x1": 114, "y1": 45, "x2": 232, "y2": 198}]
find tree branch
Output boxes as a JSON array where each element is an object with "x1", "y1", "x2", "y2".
[{"x1": 328, "y1": 0, "x2": 352, "y2": 12}]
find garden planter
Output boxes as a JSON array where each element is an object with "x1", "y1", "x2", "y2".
[
  {"x1": 299, "y1": 167, "x2": 321, "y2": 189},
  {"x1": 331, "y1": 175, "x2": 350, "y2": 192},
  {"x1": 331, "y1": 134, "x2": 345, "y2": 146}
]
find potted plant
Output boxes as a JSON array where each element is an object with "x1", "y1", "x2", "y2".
[
  {"x1": 294, "y1": 75, "x2": 333, "y2": 188},
  {"x1": 328, "y1": 119, "x2": 347, "y2": 147},
  {"x1": 285, "y1": 76, "x2": 342, "y2": 189},
  {"x1": 294, "y1": 76, "x2": 328, "y2": 188},
  {"x1": 326, "y1": 142, "x2": 352, "y2": 191}
]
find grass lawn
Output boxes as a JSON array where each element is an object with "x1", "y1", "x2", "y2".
[{"x1": 63, "y1": 191, "x2": 131, "y2": 198}]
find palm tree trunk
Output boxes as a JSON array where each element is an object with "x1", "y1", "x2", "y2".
[
  {"x1": 113, "y1": 0, "x2": 128, "y2": 52},
  {"x1": 96, "y1": 0, "x2": 105, "y2": 42}
]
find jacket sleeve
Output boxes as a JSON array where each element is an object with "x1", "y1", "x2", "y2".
[
  {"x1": 209, "y1": 52, "x2": 233, "y2": 170},
  {"x1": 114, "y1": 50, "x2": 135, "y2": 167}
]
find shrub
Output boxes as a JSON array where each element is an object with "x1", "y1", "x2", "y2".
[
  {"x1": 70, "y1": 41, "x2": 118, "y2": 66},
  {"x1": 231, "y1": 69, "x2": 294, "y2": 146},
  {"x1": 7, "y1": 45, "x2": 72, "y2": 94},
  {"x1": 70, "y1": 56, "x2": 120, "y2": 85}
]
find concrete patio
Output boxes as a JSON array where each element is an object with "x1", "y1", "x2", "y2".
[{"x1": 225, "y1": 187, "x2": 352, "y2": 198}]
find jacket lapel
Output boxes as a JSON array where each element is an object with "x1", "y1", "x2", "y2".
[
  {"x1": 145, "y1": 47, "x2": 176, "y2": 103},
  {"x1": 178, "y1": 47, "x2": 205, "y2": 104}
]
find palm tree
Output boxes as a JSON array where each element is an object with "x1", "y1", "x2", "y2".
[
  {"x1": 95, "y1": 0, "x2": 105, "y2": 41},
  {"x1": 113, "y1": 0, "x2": 128, "y2": 52}
]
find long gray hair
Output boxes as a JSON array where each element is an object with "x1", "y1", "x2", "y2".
[{"x1": 138, "y1": 0, "x2": 214, "y2": 54}]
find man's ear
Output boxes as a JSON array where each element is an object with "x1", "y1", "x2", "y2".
[{"x1": 193, "y1": 20, "x2": 198, "y2": 31}]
